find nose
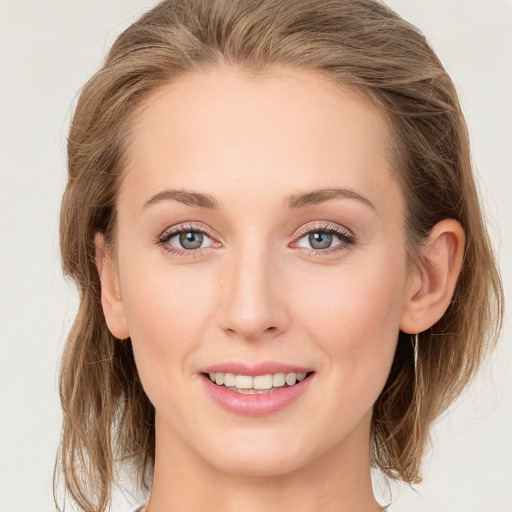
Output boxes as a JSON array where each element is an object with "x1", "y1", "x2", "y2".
[{"x1": 218, "y1": 243, "x2": 289, "y2": 342}]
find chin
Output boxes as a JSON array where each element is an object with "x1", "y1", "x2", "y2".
[
  {"x1": 209, "y1": 449, "x2": 311, "y2": 478},
  {"x1": 195, "y1": 427, "x2": 323, "y2": 478}
]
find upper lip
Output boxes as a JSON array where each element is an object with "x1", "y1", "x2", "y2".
[{"x1": 200, "y1": 361, "x2": 314, "y2": 376}]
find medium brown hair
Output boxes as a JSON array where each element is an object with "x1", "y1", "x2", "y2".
[{"x1": 56, "y1": 1, "x2": 503, "y2": 510}]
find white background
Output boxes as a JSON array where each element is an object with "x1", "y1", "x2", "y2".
[{"x1": 0, "y1": 1, "x2": 510, "y2": 511}]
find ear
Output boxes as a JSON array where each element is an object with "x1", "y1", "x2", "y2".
[
  {"x1": 94, "y1": 233, "x2": 130, "y2": 340},
  {"x1": 400, "y1": 219, "x2": 465, "y2": 334}
]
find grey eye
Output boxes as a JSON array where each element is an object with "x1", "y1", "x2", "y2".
[
  {"x1": 179, "y1": 231, "x2": 204, "y2": 249},
  {"x1": 308, "y1": 232, "x2": 333, "y2": 249},
  {"x1": 164, "y1": 230, "x2": 214, "y2": 251},
  {"x1": 295, "y1": 228, "x2": 349, "y2": 252}
]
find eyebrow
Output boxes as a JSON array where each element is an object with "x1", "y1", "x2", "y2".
[
  {"x1": 286, "y1": 188, "x2": 376, "y2": 211},
  {"x1": 143, "y1": 189, "x2": 219, "y2": 210},
  {"x1": 142, "y1": 187, "x2": 376, "y2": 212}
]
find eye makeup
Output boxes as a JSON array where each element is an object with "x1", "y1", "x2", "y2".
[
  {"x1": 157, "y1": 221, "x2": 221, "y2": 257},
  {"x1": 290, "y1": 220, "x2": 357, "y2": 256},
  {"x1": 156, "y1": 219, "x2": 357, "y2": 259}
]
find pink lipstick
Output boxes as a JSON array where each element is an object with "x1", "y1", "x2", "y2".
[{"x1": 199, "y1": 361, "x2": 314, "y2": 416}]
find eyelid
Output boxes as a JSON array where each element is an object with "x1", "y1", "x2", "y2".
[
  {"x1": 156, "y1": 220, "x2": 355, "y2": 257},
  {"x1": 292, "y1": 221, "x2": 356, "y2": 241},
  {"x1": 157, "y1": 221, "x2": 222, "y2": 255},
  {"x1": 290, "y1": 220, "x2": 357, "y2": 254},
  {"x1": 158, "y1": 221, "x2": 218, "y2": 240}
]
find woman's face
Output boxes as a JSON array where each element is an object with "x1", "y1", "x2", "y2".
[{"x1": 107, "y1": 66, "x2": 417, "y2": 476}]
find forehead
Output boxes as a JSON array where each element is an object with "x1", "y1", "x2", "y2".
[{"x1": 121, "y1": 66, "x2": 401, "y2": 216}]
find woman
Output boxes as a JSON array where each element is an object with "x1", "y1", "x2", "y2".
[{"x1": 55, "y1": 1, "x2": 503, "y2": 511}]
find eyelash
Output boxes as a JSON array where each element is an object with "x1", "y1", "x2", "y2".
[
  {"x1": 157, "y1": 222, "x2": 219, "y2": 257},
  {"x1": 157, "y1": 221, "x2": 356, "y2": 257},
  {"x1": 292, "y1": 221, "x2": 357, "y2": 255}
]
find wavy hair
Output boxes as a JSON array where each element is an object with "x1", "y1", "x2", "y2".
[{"x1": 56, "y1": 1, "x2": 503, "y2": 510}]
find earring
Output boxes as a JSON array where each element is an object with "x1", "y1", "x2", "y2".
[
  {"x1": 412, "y1": 333, "x2": 419, "y2": 375},
  {"x1": 411, "y1": 333, "x2": 422, "y2": 439}
]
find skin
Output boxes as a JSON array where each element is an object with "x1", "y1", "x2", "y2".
[{"x1": 96, "y1": 66, "x2": 465, "y2": 511}]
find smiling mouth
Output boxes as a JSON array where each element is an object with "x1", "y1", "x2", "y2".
[{"x1": 204, "y1": 371, "x2": 315, "y2": 394}]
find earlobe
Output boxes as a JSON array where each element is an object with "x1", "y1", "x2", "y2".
[
  {"x1": 400, "y1": 219, "x2": 465, "y2": 334},
  {"x1": 94, "y1": 233, "x2": 130, "y2": 340}
]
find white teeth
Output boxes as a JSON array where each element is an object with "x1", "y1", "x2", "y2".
[
  {"x1": 207, "y1": 371, "x2": 310, "y2": 390},
  {"x1": 285, "y1": 373, "x2": 297, "y2": 386},
  {"x1": 253, "y1": 374, "x2": 273, "y2": 390},
  {"x1": 224, "y1": 373, "x2": 236, "y2": 387},
  {"x1": 235, "y1": 375, "x2": 253, "y2": 389},
  {"x1": 272, "y1": 373, "x2": 286, "y2": 387}
]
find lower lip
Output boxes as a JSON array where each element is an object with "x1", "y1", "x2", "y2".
[{"x1": 201, "y1": 373, "x2": 314, "y2": 416}]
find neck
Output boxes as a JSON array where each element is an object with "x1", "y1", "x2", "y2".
[{"x1": 147, "y1": 412, "x2": 383, "y2": 512}]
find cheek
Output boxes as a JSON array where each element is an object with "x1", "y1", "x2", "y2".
[
  {"x1": 117, "y1": 262, "x2": 223, "y2": 425},
  {"x1": 118, "y1": 255, "x2": 219, "y2": 378},
  {"x1": 295, "y1": 254, "x2": 406, "y2": 394},
  {"x1": 299, "y1": 257, "x2": 404, "y2": 332}
]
